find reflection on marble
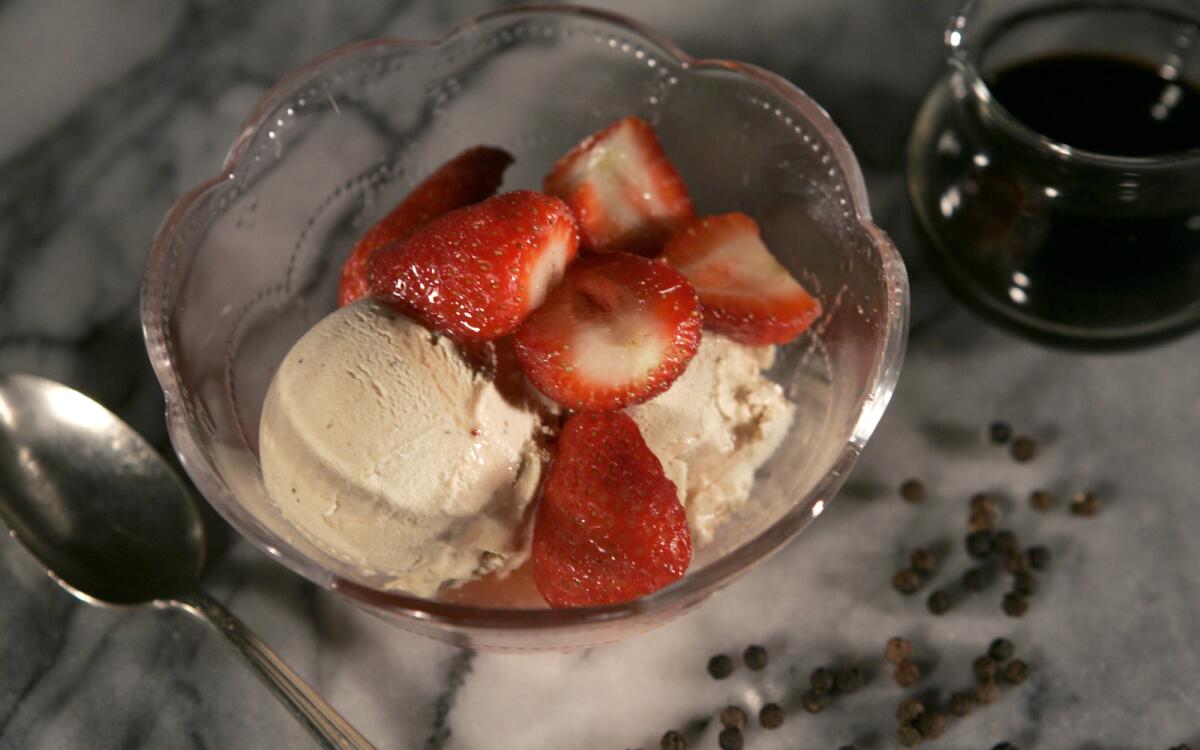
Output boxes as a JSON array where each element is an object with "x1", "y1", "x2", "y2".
[{"x1": 2, "y1": 1, "x2": 1199, "y2": 748}]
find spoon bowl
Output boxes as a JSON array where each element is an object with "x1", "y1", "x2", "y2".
[
  {"x1": 0, "y1": 374, "x2": 203, "y2": 605},
  {"x1": 0, "y1": 373, "x2": 374, "y2": 750}
]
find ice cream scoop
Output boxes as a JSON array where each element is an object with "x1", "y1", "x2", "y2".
[
  {"x1": 259, "y1": 299, "x2": 548, "y2": 597},
  {"x1": 628, "y1": 333, "x2": 795, "y2": 542}
]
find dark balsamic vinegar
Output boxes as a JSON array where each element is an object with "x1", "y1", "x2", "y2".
[
  {"x1": 988, "y1": 53, "x2": 1200, "y2": 156},
  {"x1": 956, "y1": 54, "x2": 1200, "y2": 338}
]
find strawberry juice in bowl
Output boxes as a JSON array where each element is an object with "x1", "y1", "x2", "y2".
[{"x1": 141, "y1": 5, "x2": 908, "y2": 651}]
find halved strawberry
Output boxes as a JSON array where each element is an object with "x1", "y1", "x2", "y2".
[
  {"x1": 544, "y1": 116, "x2": 693, "y2": 257},
  {"x1": 532, "y1": 411, "x2": 691, "y2": 608},
  {"x1": 368, "y1": 190, "x2": 579, "y2": 341},
  {"x1": 659, "y1": 212, "x2": 822, "y2": 346},
  {"x1": 338, "y1": 146, "x2": 513, "y2": 307},
  {"x1": 514, "y1": 252, "x2": 701, "y2": 411}
]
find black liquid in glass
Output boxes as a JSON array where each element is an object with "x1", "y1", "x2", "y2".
[
  {"x1": 989, "y1": 53, "x2": 1200, "y2": 156},
  {"x1": 946, "y1": 54, "x2": 1200, "y2": 342}
]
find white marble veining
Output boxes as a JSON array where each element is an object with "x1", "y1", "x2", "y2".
[{"x1": 3, "y1": 1, "x2": 1200, "y2": 749}]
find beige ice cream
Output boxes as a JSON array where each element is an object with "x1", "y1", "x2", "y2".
[
  {"x1": 258, "y1": 299, "x2": 547, "y2": 597},
  {"x1": 628, "y1": 333, "x2": 794, "y2": 542}
]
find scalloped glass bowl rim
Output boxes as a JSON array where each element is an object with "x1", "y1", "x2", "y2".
[{"x1": 141, "y1": 4, "x2": 908, "y2": 633}]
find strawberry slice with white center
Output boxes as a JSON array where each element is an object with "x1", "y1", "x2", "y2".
[
  {"x1": 545, "y1": 116, "x2": 694, "y2": 257},
  {"x1": 514, "y1": 252, "x2": 701, "y2": 411},
  {"x1": 660, "y1": 212, "x2": 822, "y2": 346},
  {"x1": 368, "y1": 190, "x2": 579, "y2": 341}
]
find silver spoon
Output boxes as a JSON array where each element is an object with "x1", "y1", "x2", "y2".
[{"x1": 0, "y1": 373, "x2": 375, "y2": 750}]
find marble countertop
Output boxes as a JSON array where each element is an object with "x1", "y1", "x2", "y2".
[{"x1": 3, "y1": 1, "x2": 1199, "y2": 748}]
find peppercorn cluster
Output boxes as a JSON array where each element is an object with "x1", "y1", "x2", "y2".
[
  {"x1": 661, "y1": 644, "x2": 798, "y2": 750},
  {"x1": 888, "y1": 487, "x2": 1060, "y2": 619},
  {"x1": 887, "y1": 636, "x2": 1031, "y2": 746},
  {"x1": 659, "y1": 643, "x2": 873, "y2": 749},
  {"x1": 645, "y1": 419, "x2": 1119, "y2": 750},
  {"x1": 892, "y1": 418, "x2": 1105, "y2": 621}
]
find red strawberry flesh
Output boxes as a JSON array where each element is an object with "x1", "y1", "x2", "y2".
[
  {"x1": 514, "y1": 252, "x2": 701, "y2": 411},
  {"x1": 368, "y1": 190, "x2": 579, "y2": 341},
  {"x1": 660, "y1": 212, "x2": 821, "y2": 346},
  {"x1": 338, "y1": 146, "x2": 513, "y2": 307},
  {"x1": 532, "y1": 411, "x2": 691, "y2": 608},
  {"x1": 545, "y1": 116, "x2": 693, "y2": 257}
]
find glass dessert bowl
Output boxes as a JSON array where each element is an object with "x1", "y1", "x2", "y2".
[{"x1": 141, "y1": 5, "x2": 908, "y2": 651}]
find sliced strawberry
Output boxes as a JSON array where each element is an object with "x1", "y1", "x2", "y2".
[
  {"x1": 514, "y1": 252, "x2": 701, "y2": 411},
  {"x1": 659, "y1": 212, "x2": 822, "y2": 346},
  {"x1": 368, "y1": 190, "x2": 579, "y2": 341},
  {"x1": 532, "y1": 411, "x2": 691, "y2": 608},
  {"x1": 545, "y1": 116, "x2": 693, "y2": 257},
  {"x1": 338, "y1": 146, "x2": 513, "y2": 307}
]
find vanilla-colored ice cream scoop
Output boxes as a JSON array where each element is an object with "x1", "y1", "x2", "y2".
[
  {"x1": 259, "y1": 299, "x2": 546, "y2": 597},
  {"x1": 628, "y1": 333, "x2": 794, "y2": 542}
]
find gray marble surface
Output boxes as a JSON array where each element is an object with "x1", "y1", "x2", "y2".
[{"x1": 2, "y1": 1, "x2": 1199, "y2": 748}]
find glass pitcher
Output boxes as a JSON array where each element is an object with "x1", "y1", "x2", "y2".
[{"x1": 907, "y1": 0, "x2": 1200, "y2": 349}]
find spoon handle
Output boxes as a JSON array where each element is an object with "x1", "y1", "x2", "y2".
[{"x1": 175, "y1": 589, "x2": 376, "y2": 750}]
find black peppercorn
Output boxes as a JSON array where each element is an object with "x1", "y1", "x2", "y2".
[
  {"x1": 992, "y1": 744, "x2": 1018, "y2": 750},
  {"x1": 1003, "y1": 658, "x2": 1030, "y2": 684},
  {"x1": 810, "y1": 667, "x2": 835, "y2": 692},
  {"x1": 969, "y1": 510, "x2": 996, "y2": 532},
  {"x1": 927, "y1": 589, "x2": 952, "y2": 615},
  {"x1": 988, "y1": 637, "x2": 1015, "y2": 661},
  {"x1": 1013, "y1": 571, "x2": 1038, "y2": 596},
  {"x1": 758, "y1": 702, "x2": 784, "y2": 729},
  {"x1": 894, "y1": 568, "x2": 923, "y2": 594},
  {"x1": 838, "y1": 746, "x2": 858, "y2": 750},
  {"x1": 1010, "y1": 435, "x2": 1036, "y2": 462},
  {"x1": 885, "y1": 637, "x2": 912, "y2": 664},
  {"x1": 1028, "y1": 545, "x2": 1051, "y2": 570},
  {"x1": 975, "y1": 679, "x2": 1001, "y2": 704},
  {"x1": 1070, "y1": 490, "x2": 1101, "y2": 517},
  {"x1": 962, "y1": 566, "x2": 988, "y2": 591},
  {"x1": 896, "y1": 697, "x2": 925, "y2": 723},
  {"x1": 914, "y1": 712, "x2": 946, "y2": 740},
  {"x1": 743, "y1": 644, "x2": 768, "y2": 671},
  {"x1": 707, "y1": 654, "x2": 734, "y2": 680},
  {"x1": 1029, "y1": 489, "x2": 1054, "y2": 511},
  {"x1": 1003, "y1": 552, "x2": 1029, "y2": 575},
  {"x1": 835, "y1": 665, "x2": 865, "y2": 694},
  {"x1": 897, "y1": 724, "x2": 923, "y2": 747},
  {"x1": 973, "y1": 655, "x2": 998, "y2": 681},
  {"x1": 801, "y1": 689, "x2": 831, "y2": 713},
  {"x1": 719, "y1": 706, "x2": 746, "y2": 730},
  {"x1": 1002, "y1": 592, "x2": 1029, "y2": 617},
  {"x1": 894, "y1": 658, "x2": 921, "y2": 687},
  {"x1": 911, "y1": 547, "x2": 938, "y2": 575},
  {"x1": 1168, "y1": 745, "x2": 1193, "y2": 750},
  {"x1": 992, "y1": 529, "x2": 1019, "y2": 556},
  {"x1": 900, "y1": 478, "x2": 927, "y2": 503},
  {"x1": 989, "y1": 421, "x2": 1012, "y2": 444},
  {"x1": 949, "y1": 690, "x2": 977, "y2": 717},
  {"x1": 660, "y1": 730, "x2": 686, "y2": 750},
  {"x1": 969, "y1": 492, "x2": 999, "y2": 516},
  {"x1": 718, "y1": 727, "x2": 743, "y2": 750},
  {"x1": 967, "y1": 530, "x2": 995, "y2": 559}
]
